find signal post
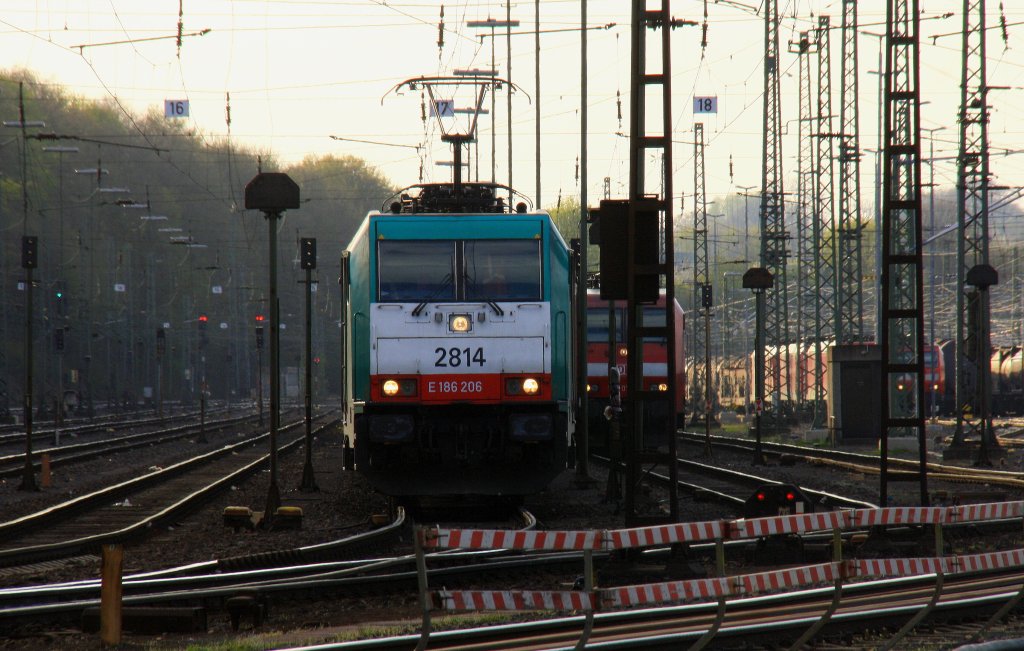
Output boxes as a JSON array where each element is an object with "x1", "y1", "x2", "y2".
[
  {"x1": 20, "y1": 236, "x2": 39, "y2": 491},
  {"x1": 244, "y1": 172, "x2": 301, "y2": 525},
  {"x1": 299, "y1": 237, "x2": 318, "y2": 492}
]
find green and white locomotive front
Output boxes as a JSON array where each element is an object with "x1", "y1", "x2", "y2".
[{"x1": 343, "y1": 210, "x2": 572, "y2": 497}]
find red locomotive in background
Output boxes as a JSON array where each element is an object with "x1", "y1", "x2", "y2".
[{"x1": 584, "y1": 289, "x2": 685, "y2": 453}]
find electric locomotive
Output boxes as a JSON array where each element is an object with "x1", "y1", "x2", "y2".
[
  {"x1": 584, "y1": 289, "x2": 685, "y2": 454},
  {"x1": 339, "y1": 182, "x2": 573, "y2": 498}
]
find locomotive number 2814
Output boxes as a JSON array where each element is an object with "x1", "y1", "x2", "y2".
[{"x1": 434, "y1": 346, "x2": 487, "y2": 368}]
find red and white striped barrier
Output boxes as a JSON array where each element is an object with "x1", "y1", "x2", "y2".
[
  {"x1": 431, "y1": 548, "x2": 1024, "y2": 614},
  {"x1": 854, "y1": 557, "x2": 950, "y2": 578},
  {"x1": 853, "y1": 506, "x2": 947, "y2": 527},
  {"x1": 953, "y1": 548, "x2": 1024, "y2": 573},
  {"x1": 434, "y1": 589, "x2": 595, "y2": 612},
  {"x1": 603, "y1": 577, "x2": 731, "y2": 608},
  {"x1": 423, "y1": 500, "x2": 1024, "y2": 553},
  {"x1": 731, "y1": 510, "x2": 852, "y2": 539},
  {"x1": 739, "y1": 562, "x2": 842, "y2": 594},
  {"x1": 606, "y1": 520, "x2": 726, "y2": 549},
  {"x1": 423, "y1": 528, "x2": 599, "y2": 551},
  {"x1": 948, "y1": 501, "x2": 1024, "y2": 523}
]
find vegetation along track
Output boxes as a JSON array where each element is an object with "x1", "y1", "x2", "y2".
[{"x1": 0, "y1": 413, "x2": 337, "y2": 567}]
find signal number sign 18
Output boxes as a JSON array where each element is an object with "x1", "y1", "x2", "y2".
[{"x1": 693, "y1": 96, "x2": 718, "y2": 114}]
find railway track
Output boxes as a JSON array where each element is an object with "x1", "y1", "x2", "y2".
[
  {"x1": 300, "y1": 564, "x2": 1024, "y2": 650},
  {"x1": 0, "y1": 411, "x2": 262, "y2": 482},
  {"x1": 679, "y1": 430, "x2": 1024, "y2": 500},
  {"x1": 0, "y1": 405, "x2": 235, "y2": 449},
  {"x1": 594, "y1": 444, "x2": 878, "y2": 517},
  {"x1": 0, "y1": 414, "x2": 334, "y2": 567},
  {"x1": 6, "y1": 425, "x2": 1023, "y2": 647},
  {"x1": 0, "y1": 507, "x2": 580, "y2": 637}
]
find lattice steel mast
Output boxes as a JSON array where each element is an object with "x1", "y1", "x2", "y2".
[
  {"x1": 812, "y1": 16, "x2": 837, "y2": 428},
  {"x1": 950, "y1": 0, "x2": 997, "y2": 463},
  {"x1": 759, "y1": 0, "x2": 789, "y2": 430},
  {"x1": 837, "y1": 0, "x2": 864, "y2": 345},
  {"x1": 691, "y1": 122, "x2": 713, "y2": 429},
  {"x1": 879, "y1": 0, "x2": 927, "y2": 506},
  {"x1": 623, "y1": 0, "x2": 679, "y2": 525},
  {"x1": 791, "y1": 31, "x2": 816, "y2": 418}
]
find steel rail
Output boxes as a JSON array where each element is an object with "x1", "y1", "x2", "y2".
[
  {"x1": 0, "y1": 412, "x2": 260, "y2": 478},
  {"x1": 283, "y1": 567, "x2": 1024, "y2": 650},
  {"x1": 0, "y1": 416, "x2": 335, "y2": 566},
  {"x1": 0, "y1": 404, "x2": 235, "y2": 446},
  {"x1": 680, "y1": 430, "x2": 1024, "y2": 489}
]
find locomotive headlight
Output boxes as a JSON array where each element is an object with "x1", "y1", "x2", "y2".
[
  {"x1": 933, "y1": 384, "x2": 939, "y2": 391},
  {"x1": 618, "y1": 347, "x2": 628, "y2": 358},
  {"x1": 505, "y1": 377, "x2": 541, "y2": 396},
  {"x1": 381, "y1": 379, "x2": 417, "y2": 397},
  {"x1": 449, "y1": 314, "x2": 472, "y2": 333},
  {"x1": 586, "y1": 383, "x2": 593, "y2": 393},
  {"x1": 656, "y1": 383, "x2": 668, "y2": 392}
]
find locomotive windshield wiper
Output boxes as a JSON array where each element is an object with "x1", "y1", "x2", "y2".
[
  {"x1": 463, "y1": 271, "x2": 503, "y2": 316},
  {"x1": 412, "y1": 273, "x2": 453, "y2": 317}
]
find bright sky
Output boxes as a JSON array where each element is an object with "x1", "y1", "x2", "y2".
[{"x1": 2, "y1": 1, "x2": 1023, "y2": 214}]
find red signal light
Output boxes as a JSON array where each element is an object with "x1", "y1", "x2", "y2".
[
  {"x1": 756, "y1": 492, "x2": 766, "y2": 502},
  {"x1": 785, "y1": 491, "x2": 796, "y2": 501},
  {"x1": 255, "y1": 315, "x2": 265, "y2": 322},
  {"x1": 198, "y1": 314, "x2": 209, "y2": 322}
]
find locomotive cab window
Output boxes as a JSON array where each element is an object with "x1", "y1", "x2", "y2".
[
  {"x1": 378, "y1": 240, "x2": 455, "y2": 302},
  {"x1": 587, "y1": 308, "x2": 624, "y2": 343},
  {"x1": 377, "y1": 238, "x2": 541, "y2": 302},
  {"x1": 641, "y1": 306, "x2": 668, "y2": 343},
  {"x1": 464, "y1": 240, "x2": 541, "y2": 301}
]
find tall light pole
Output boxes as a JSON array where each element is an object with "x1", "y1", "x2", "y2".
[
  {"x1": 534, "y1": 0, "x2": 541, "y2": 206},
  {"x1": 43, "y1": 145, "x2": 78, "y2": 435},
  {"x1": 924, "y1": 125, "x2": 945, "y2": 420},
  {"x1": 467, "y1": 17, "x2": 519, "y2": 186},
  {"x1": 576, "y1": 0, "x2": 590, "y2": 481},
  {"x1": 737, "y1": 186, "x2": 757, "y2": 265},
  {"x1": 42, "y1": 146, "x2": 79, "y2": 275},
  {"x1": 72, "y1": 163, "x2": 119, "y2": 417}
]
